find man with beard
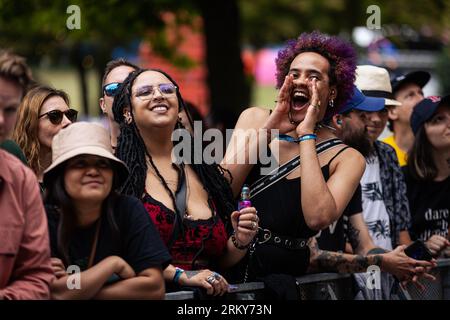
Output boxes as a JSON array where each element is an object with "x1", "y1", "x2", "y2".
[
  {"x1": 351, "y1": 65, "x2": 412, "y2": 251},
  {"x1": 317, "y1": 86, "x2": 386, "y2": 256}
]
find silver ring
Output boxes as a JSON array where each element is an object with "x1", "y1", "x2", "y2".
[
  {"x1": 213, "y1": 272, "x2": 221, "y2": 280},
  {"x1": 206, "y1": 275, "x2": 216, "y2": 284},
  {"x1": 252, "y1": 221, "x2": 257, "y2": 230}
]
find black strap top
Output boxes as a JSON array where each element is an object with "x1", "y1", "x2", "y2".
[
  {"x1": 247, "y1": 146, "x2": 349, "y2": 239},
  {"x1": 241, "y1": 145, "x2": 349, "y2": 279}
]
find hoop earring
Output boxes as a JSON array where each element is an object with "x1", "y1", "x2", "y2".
[
  {"x1": 329, "y1": 99, "x2": 334, "y2": 108},
  {"x1": 176, "y1": 117, "x2": 183, "y2": 129},
  {"x1": 124, "y1": 111, "x2": 133, "y2": 125}
]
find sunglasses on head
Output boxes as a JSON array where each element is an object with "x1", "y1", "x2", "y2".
[
  {"x1": 134, "y1": 83, "x2": 177, "y2": 100},
  {"x1": 38, "y1": 109, "x2": 78, "y2": 125},
  {"x1": 103, "y1": 82, "x2": 121, "y2": 97}
]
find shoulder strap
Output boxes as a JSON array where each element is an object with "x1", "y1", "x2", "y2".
[
  {"x1": 327, "y1": 146, "x2": 350, "y2": 166},
  {"x1": 250, "y1": 138, "x2": 343, "y2": 199},
  {"x1": 167, "y1": 164, "x2": 187, "y2": 250}
]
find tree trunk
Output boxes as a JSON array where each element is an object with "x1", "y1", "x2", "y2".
[
  {"x1": 76, "y1": 60, "x2": 89, "y2": 117},
  {"x1": 198, "y1": 0, "x2": 251, "y2": 130},
  {"x1": 71, "y1": 44, "x2": 89, "y2": 117}
]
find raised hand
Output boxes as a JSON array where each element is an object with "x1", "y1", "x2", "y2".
[
  {"x1": 262, "y1": 74, "x2": 297, "y2": 134},
  {"x1": 296, "y1": 78, "x2": 321, "y2": 136}
]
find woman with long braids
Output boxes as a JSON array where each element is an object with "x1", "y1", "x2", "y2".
[{"x1": 113, "y1": 68, "x2": 259, "y2": 296}]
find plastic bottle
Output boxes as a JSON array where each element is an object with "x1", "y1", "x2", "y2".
[{"x1": 238, "y1": 185, "x2": 252, "y2": 211}]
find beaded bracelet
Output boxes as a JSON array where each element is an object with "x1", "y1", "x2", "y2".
[
  {"x1": 231, "y1": 233, "x2": 249, "y2": 250},
  {"x1": 299, "y1": 134, "x2": 317, "y2": 142},
  {"x1": 173, "y1": 267, "x2": 185, "y2": 284}
]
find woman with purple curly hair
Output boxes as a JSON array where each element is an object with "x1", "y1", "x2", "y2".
[{"x1": 222, "y1": 31, "x2": 369, "y2": 282}]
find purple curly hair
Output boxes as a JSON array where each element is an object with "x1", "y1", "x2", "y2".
[{"x1": 275, "y1": 31, "x2": 357, "y2": 119}]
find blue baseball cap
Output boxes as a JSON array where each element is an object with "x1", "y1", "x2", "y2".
[
  {"x1": 339, "y1": 86, "x2": 385, "y2": 114},
  {"x1": 410, "y1": 95, "x2": 450, "y2": 135}
]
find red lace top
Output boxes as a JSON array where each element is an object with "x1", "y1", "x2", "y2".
[{"x1": 142, "y1": 192, "x2": 228, "y2": 270}]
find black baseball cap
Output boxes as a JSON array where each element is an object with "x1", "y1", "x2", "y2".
[
  {"x1": 391, "y1": 71, "x2": 430, "y2": 94},
  {"x1": 410, "y1": 95, "x2": 450, "y2": 135}
]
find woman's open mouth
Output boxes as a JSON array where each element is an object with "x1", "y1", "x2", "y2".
[{"x1": 291, "y1": 90, "x2": 310, "y2": 111}]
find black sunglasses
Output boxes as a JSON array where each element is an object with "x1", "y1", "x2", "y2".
[
  {"x1": 38, "y1": 109, "x2": 78, "y2": 125},
  {"x1": 103, "y1": 82, "x2": 121, "y2": 97}
]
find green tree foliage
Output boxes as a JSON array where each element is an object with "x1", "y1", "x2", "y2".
[{"x1": 240, "y1": 0, "x2": 449, "y2": 48}]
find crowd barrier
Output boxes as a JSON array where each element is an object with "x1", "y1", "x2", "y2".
[{"x1": 165, "y1": 258, "x2": 450, "y2": 300}]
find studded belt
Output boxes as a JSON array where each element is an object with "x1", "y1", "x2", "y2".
[{"x1": 256, "y1": 228, "x2": 309, "y2": 250}]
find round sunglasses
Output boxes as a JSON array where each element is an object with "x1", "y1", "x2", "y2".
[
  {"x1": 103, "y1": 82, "x2": 121, "y2": 97},
  {"x1": 38, "y1": 109, "x2": 78, "y2": 125},
  {"x1": 134, "y1": 83, "x2": 177, "y2": 101}
]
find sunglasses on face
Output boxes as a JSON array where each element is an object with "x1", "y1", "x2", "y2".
[
  {"x1": 134, "y1": 83, "x2": 177, "y2": 100},
  {"x1": 38, "y1": 109, "x2": 78, "y2": 125},
  {"x1": 103, "y1": 82, "x2": 121, "y2": 97}
]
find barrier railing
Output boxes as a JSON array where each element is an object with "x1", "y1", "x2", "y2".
[{"x1": 165, "y1": 258, "x2": 450, "y2": 300}]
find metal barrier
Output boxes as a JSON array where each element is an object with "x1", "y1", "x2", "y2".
[
  {"x1": 164, "y1": 273, "x2": 352, "y2": 300},
  {"x1": 165, "y1": 258, "x2": 450, "y2": 300},
  {"x1": 404, "y1": 258, "x2": 450, "y2": 300}
]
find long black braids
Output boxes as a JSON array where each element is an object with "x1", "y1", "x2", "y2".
[
  {"x1": 113, "y1": 68, "x2": 236, "y2": 234},
  {"x1": 112, "y1": 69, "x2": 148, "y2": 198}
]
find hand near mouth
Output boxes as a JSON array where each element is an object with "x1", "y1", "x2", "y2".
[
  {"x1": 296, "y1": 79, "x2": 321, "y2": 136},
  {"x1": 262, "y1": 74, "x2": 297, "y2": 134}
]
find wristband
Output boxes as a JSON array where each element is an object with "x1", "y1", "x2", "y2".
[
  {"x1": 173, "y1": 267, "x2": 185, "y2": 284},
  {"x1": 231, "y1": 233, "x2": 249, "y2": 250},
  {"x1": 299, "y1": 134, "x2": 317, "y2": 142}
]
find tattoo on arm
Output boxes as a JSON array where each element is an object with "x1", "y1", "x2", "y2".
[
  {"x1": 347, "y1": 222, "x2": 361, "y2": 252},
  {"x1": 308, "y1": 239, "x2": 383, "y2": 273},
  {"x1": 185, "y1": 271, "x2": 201, "y2": 279}
]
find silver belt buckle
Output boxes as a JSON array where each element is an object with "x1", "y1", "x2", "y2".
[{"x1": 258, "y1": 228, "x2": 272, "y2": 244}]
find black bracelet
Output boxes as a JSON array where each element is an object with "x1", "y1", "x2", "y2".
[{"x1": 231, "y1": 233, "x2": 249, "y2": 250}]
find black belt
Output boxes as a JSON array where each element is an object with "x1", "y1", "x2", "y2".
[{"x1": 256, "y1": 228, "x2": 308, "y2": 250}]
